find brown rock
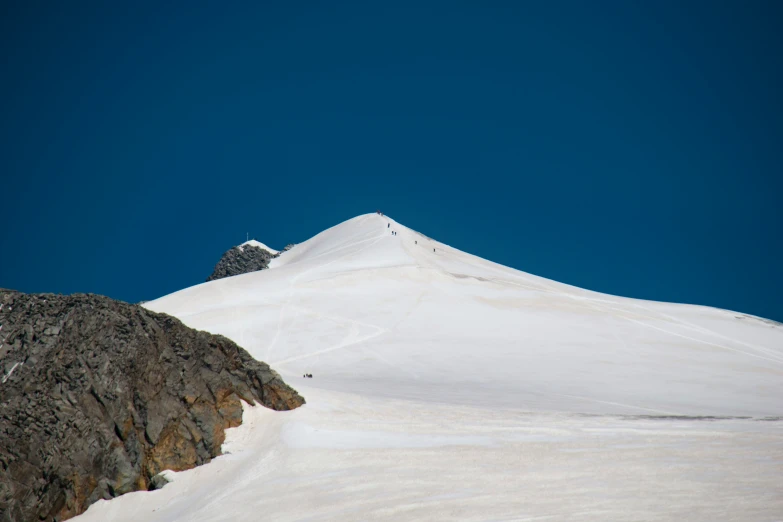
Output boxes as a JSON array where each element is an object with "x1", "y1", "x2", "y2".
[{"x1": 0, "y1": 290, "x2": 304, "y2": 521}]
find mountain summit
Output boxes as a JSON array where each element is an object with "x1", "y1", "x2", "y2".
[
  {"x1": 78, "y1": 213, "x2": 783, "y2": 522},
  {"x1": 155, "y1": 213, "x2": 781, "y2": 416}
]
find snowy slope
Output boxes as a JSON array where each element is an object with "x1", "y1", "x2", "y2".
[{"x1": 77, "y1": 213, "x2": 783, "y2": 521}]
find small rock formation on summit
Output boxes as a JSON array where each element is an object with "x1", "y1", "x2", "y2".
[
  {"x1": 0, "y1": 290, "x2": 304, "y2": 522},
  {"x1": 207, "y1": 243, "x2": 277, "y2": 282}
]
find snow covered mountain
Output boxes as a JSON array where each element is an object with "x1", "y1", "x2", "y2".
[{"x1": 77, "y1": 213, "x2": 783, "y2": 521}]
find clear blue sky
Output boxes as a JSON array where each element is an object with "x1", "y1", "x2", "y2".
[{"x1": 1, "y1": 1, "x2": 781, "y2": 321}]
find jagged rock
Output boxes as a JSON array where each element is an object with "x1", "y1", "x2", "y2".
[
  {"x1": 206, "y1": 244, "x2": 276, "y2": 282},
  {"x1": 0, "y1": 291, "x2": 304, "y2": 522},
  {"x1": 282, "y1": 244, "x2": 296, "y2": 252}
]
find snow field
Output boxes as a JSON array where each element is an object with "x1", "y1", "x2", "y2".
[{"x1": 77, "y1": 213, "x2": 783, "y2": 521}]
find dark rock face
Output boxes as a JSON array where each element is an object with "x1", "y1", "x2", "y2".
[
  {"x1": 206, "y1": 244, "x2": 276, "y2": 282},
  {"x1": 0, "y1": 291, "x2": 304, "y2": 522}
]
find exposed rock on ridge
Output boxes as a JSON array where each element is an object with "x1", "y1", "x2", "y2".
[
  {"x1": 0, "y1": 291, "x2": 304, "y2": 522},
  {"x1": 206, "y1": 243, "x2": 277, "y2": 282}
]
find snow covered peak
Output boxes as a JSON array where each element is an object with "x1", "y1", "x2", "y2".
[
  {"x1": 89, "y1": 212, "x2": 783, "y2": 522},
  {"x1": 239, "y1": 239, "x2": 278, "y2": 255},
  {"x1": 146, "y1": 212, "x2": 783, "y2": 417}
]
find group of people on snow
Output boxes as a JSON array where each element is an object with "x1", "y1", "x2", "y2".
[{"x1": 380, "y1": 210, "x2": 436, "y2": 251}]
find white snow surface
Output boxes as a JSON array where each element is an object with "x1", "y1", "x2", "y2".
[
  {"x1": 78, "y1": 213, "x2": 783, "y2": 521},
  {"x1": 239, "y1": 239, "x2": 278, "y2": 254}
]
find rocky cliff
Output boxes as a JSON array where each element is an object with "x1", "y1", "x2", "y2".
[
  {"x1": 0, "y1": 291, "x2": 304, "y2": 522},
  {"x1": 206, "y1": 243, "x2": 278, "y2": 282}
]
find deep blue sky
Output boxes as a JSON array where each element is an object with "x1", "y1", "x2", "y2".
[{"x1": 1, "y1": 1, "x2": 781, "y2": 321}]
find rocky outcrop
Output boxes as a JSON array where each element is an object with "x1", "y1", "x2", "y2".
[
  {"x1": 0, "y1": 291, "x2": 304, "y2": 522},
  {"x1": 206, "y1": 243, "x2": 277, "y2": 282}
]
